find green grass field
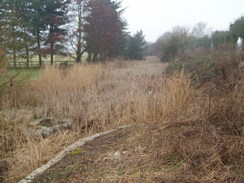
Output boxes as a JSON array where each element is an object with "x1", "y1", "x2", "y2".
[
  {"x1": 7, "y1": 53, "x2": 88, "y2": 68},
  {"x1": 7, "y1": 69, "x2": 41, "y2": 79},
  {"x1": 0, "y1": 69, "x2": 41, "y2": 88}
]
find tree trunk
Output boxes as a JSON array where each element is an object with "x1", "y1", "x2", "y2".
[
  {"x1": 92, "y1": 53, "x2": 98, "y2": 62},
  {"x1": 13, "y1": 24, "x2": 16, "y2": 68},
  {"x1": 12, "y1": 27, "x2": 16, "y2": 67},
  {"x1": 242, "y1": 38, "x2": 244, "y2": 51},
  {"x1": 51, "y1": 41, "x2": 54, "y2": 65},
  {"x1": 100, "y1": 52, "x2": 105, "y2": 61},
  {"x1": 13, "y1": 45, "x2": 16, "y2": 68},
  {"x1": 11, "y1": 2, "x2": 17, "y2": 68},
  {"x1": 87, "y1": 52, "x2": 91, "y2": 62},
  {"x1": 25, "y1": 44, "x2": 29, "y2": 68},
  {"x1": 104, "y1": 51, "x2": 108, "y2": 61},
  {"x1": 49, "y1": 25, "x2": 54, "y2": 65},
  {"x1": 37, "y1": 31, "x2": 42, "y2": 67},
  {"x1": 76, "y1": 50, "x2": 81, "y2": 62},
  {"x1": 76, "y1": 2, "x2": 82, "y2": 63}
]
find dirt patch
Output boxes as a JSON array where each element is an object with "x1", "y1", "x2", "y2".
[{"x1": 33, "y1": 124, "x2": 148, "y2": 183}]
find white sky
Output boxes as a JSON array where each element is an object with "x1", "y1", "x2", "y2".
[{"x1": 121, "y1": 0, "x2": 244, "y2": 42}]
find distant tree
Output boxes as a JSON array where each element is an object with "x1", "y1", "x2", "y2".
[
  {"x1": 191, "y1": 22, "x2": 212, "y2": 50},
  {"x1": 144, "y1": 42, "x2": 157, "y2": 56},
  {"x1": 83, "y1": 0, "x2": 126, "y2": 62},
  {"x1": 1, "y1": 0, "x2": 48, "y2": 67},
  {"x1": 0, "y1": 0, "x2": 26, "y2": 67},
  {"x1": 27, "y1": 0, "x2": 48, "y2": 66},
  {"x1": 195, "y1": 35, "x2": 212, "y2": 49},
  {"x1": 192, "y1": 22, "x2": 208, "y2": 38},
  {"x1": 43, "y1": 0, "x2": 71, "y2": 65},
  {"x1": 0, "y1": 0, "x2": 36, "y2": 68},
  {"x1": 126, "y1": 30, "x2": 146, "y2": 60},
  {"x1": 67, "y1": 0, "x2": 89, "y2": 63},
  {"x1": 212, "y1": 31, "x2": 237, "y2": 49},
  {"x1": 0, "y1": 1, "x2": 5, "y2": 45},
  {"x1": 161, "y1": 26, "x2": 192, "y2": 61},
  {"x1": 0, "y1": 46, "x2": 7, "y2": 76},
  {"x1": 13, "y1": 0, "x2": 37, "y2": 68},
  {"x1": 148, "y1": 35, "x2": 167, "y2": 58},
  {"x1": 230, "y1": 16, "x2": 244, "y2": 49}
]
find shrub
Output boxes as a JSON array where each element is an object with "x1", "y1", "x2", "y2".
[{"x1": 166, "y1": 50, "x2": 244, "y2": 89}]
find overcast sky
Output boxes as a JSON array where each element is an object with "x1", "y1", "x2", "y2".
[{"x1": 121, "y1": 0, "x2": 244, "y2": 42}]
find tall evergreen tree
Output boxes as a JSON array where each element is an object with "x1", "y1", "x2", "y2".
[
  {"x1": 126, "y1": 30, "x2": 146, "y2": 60},
  {"x1": 84, "y1": 0, "x2": 126, "y2": 61},
  {"x1": 27, "y1": 0, "x2": 47, "y2": 66},
  {"x1": 230, "y1": 16, "x2": 244, "y2": 50},
  {"x1": 0, "y1": 1, "x2": 5, "y2": 45},
  {"x1": 212, "y1": 31, "x2": 237, "y2": 49},
  {"x1": 0, "y1": 0, "x2": 24, "y2": 67},
  {"x1": 43, "y1": 0, "x2": 71, "y2": 65}
]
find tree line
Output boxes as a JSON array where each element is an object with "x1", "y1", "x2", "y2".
[
  {"x1": 0, "y1": 0, "x2": 146, "y2": 67},
  {"x1": 147, "y1": 17, "x2": 244, "y2": 61}
]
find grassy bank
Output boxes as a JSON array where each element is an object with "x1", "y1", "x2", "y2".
[{"x1": 0, "y1": 55, "x2": 243, "y2": 182}]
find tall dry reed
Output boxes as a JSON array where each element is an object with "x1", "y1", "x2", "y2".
[{"x1": 1, "y1": 59, "x2": 195, "y2": 182}]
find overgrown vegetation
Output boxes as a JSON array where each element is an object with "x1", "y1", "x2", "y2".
[
  {"x1": 0, "y1": 1, "x2": 243, "y2": 182},
  {"x1": 0, "y1": 53, "x2": 243, "y2": 182},
  {"x1": 0, "y1": 58, "x2": 166, "y2": 182},
  {"x1": 166, "y1": 50, "x2": 244, "y2": 86},
  {"x1": 23, "y1": 52, "x2": 244, "y2": 183}
]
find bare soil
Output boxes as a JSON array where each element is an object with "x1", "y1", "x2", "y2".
[{"x1": 33, "y1": 123, "x2": 149, "y2": 183}]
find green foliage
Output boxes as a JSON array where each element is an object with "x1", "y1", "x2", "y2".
[
  {"x1": 0, "y1": 0, "x2": 71, "y2": 67},
  {"x1": 165, "y1": 51, "x2": 241, "y2": 83},
  {"x1": 0, "y1": 0, "x2": 30, "y2": 66},
  {"x1": 125, "y1": 30, "x2": 146, "y2": 60},
  {"x1": 7, "y1": 69, "x2": 41, "y2": 80},
  {"x1": 212, "y1": 31, "x2": 237, "y2": 49},
  {"x1": 43, "y1": 0, "x2": 71, "y2": 65},
  {"x1": 69, "y1": 148, "x2": 83, "y2": 155},
  {"x1": 195, "y1": 36, "x2": 212, "y2": 49},
  {"x1": 160, "y1": 26, "x2": 193, "y2": 61},
  {"x1": 84, "y1": 0, "x2": 126, "y2": 61},
  {"x1": 166, "y1": 54, "x2": 215, "y2": 82},
  {"x1": 230, "y1": 16, "x2": 244, "y2": 40},
  {"x1": 0, "y1": 0, "x2": 130, "y2": 65}
]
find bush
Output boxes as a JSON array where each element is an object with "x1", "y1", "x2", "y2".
[{"x1": 165, "y1": 50, "x2": 244, "y2": 89}]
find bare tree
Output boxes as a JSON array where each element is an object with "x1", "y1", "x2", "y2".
[
  {"x1": 67, "y1": 0, "x2": 89, "y2": 63},
  {"x1": 192, "y1": 22, "x2": 209, "y2": 38}
]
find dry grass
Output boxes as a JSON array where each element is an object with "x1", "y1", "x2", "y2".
[
  {"x1": 0, "y1": 55, "x2": 243, "y2": 182},
  {"x1": 0, "y1": 63, "x2": 106, "y2": 182},
  {"x1": 0, "y1": 57, "x2": 169, "y2": 182}
]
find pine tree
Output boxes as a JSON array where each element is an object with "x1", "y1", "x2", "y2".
[
  {"x1": 0, "y1": 0, "x2": 23, "y2": 67},
  {"x1": 0, "y1": 0, "x2": 37, "y2": 67},
  {"x1": 126, "y1": 30, "x2": 146, "y2": 60},
  {"x1": 27, "y1": 0, "x2": 47, "y2": 66},
  {"x1": 84, "y1": 0, "x2": 126, "y2": 61},
  {"x1": 43, "y1": 0, "x2": 71, "y2": 65}
]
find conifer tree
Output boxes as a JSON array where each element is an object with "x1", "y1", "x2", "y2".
[{"x1": 84, "y1": 0, "x2": 126, "y2": 61}]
